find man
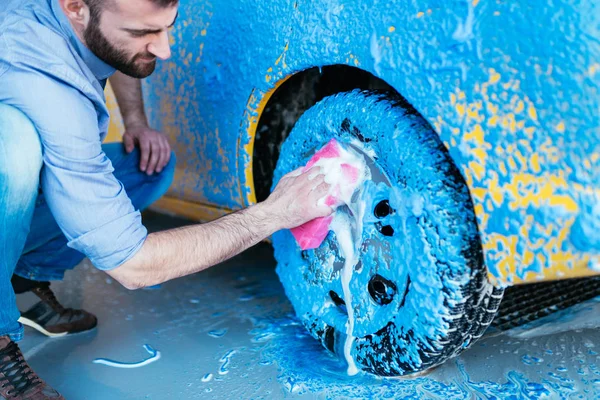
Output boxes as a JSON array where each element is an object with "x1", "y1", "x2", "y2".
[{"x1": 0, "y1": 0, "x2": 333, "y2": 398}]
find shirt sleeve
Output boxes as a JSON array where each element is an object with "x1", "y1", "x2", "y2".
[{"x1": 0, "y1": 65, "x2": 148, "y2": 271}]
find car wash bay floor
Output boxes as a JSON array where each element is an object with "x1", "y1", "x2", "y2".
[{"x1": 19, "y1": 211, "x2": 600, "y2": 399}]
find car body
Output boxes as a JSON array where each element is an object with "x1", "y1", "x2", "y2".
[{"x1": 105, "y1": 0, "x2": 599, "y2": 288}]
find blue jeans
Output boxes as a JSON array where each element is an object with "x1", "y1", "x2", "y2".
[{"x1": 0, "y1": 104, "x2": 175, "y2": 341}]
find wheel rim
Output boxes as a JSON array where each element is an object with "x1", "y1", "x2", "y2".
[{"x1": 306, "y1": 143, "x2": 412, "y2": 340}]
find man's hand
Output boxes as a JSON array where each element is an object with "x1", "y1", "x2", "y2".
[
  {"x1": 264, "y1": 167, "x2": 334, "y2": 230},
  {"x1": 108, "y1": 72, "x2": 171, "y2": 175},
  {"x1": 122, "y1": 124, "x2": 172, "y2": 175}
]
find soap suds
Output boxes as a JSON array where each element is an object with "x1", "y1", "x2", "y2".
[
  {"x1": 219, "y1": 349, "x2": 237, "y2": 375},
  {"x1": 330, "y1": 211, "x2": 361, "y2": 375},
  {"x1": 323, "y1": 143, "x2": 370, "y2": 376}
]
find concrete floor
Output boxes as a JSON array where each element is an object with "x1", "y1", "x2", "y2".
[{"x1": 19, "y1": 212, "x2": 600, "y2": 399}]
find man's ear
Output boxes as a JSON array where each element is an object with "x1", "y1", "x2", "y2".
[{"x1": 58, "y1": 0, "x2": 91, "y2": 32}]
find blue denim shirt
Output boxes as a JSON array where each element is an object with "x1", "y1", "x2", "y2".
[{"x1": 0, "y1": 0, "x2": 147, "y2": 270}]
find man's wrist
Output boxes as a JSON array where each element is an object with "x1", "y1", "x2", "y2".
[
  {"x1": 123, "y1": 115, "x2": 149, "y2": 130},
  {"x1": 247, "y1": 201, "x2": 285, "y2": 236}
]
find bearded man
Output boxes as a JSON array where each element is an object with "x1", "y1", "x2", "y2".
[{"x1": 0, "y1": 1, "x2": 333, "y2": 398}]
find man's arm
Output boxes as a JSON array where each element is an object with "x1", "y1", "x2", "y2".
[
  {"x1": 109, "y1": 71, "x2": 171, "y2": 175},
  {"x1": 0, "y1": 66, "x2": 148, "y2": 271},
  {"x1": 108, "y1": 169, "x2": 332, "y2": 289},
  {"x1": 109, "y1": 71, "x2": 148, "y2": 128}
]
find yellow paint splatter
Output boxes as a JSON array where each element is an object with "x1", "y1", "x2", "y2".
[
  {"x1": 488, "y1": 69, "x2": 501, "y2": 84},
  {"x1": 464, "y1": 124, "x2": 484, "y2": 143},
  {"x1": 524, "y1": 126, "x2": 535, "y2": 137},
  {"x1": 514, "y1": 100, "x2": 524, "y2": 114},
  {"x1": 548, "y1": 196, "x2": 578, "y2": 212},
  {"x1": 527, "y1": 105, "x2": 538, "y2": 121},
  {"x1": 434, "y1": 68, "x2": 594, "y2": 285},
  {"x1": 469, "y1": 159, "x2": 485, "y2": 180},
  {"x1": 416, "y1": 11, "x2": 424, "y2": 18},
  {"x1": 274, "y1": 42, "x2": 289, "y2": 66},
  {"x1": 530, "y1": 153, "x2": 541, "y2": 173},
  {"x1": 388, "y1": 26, "x2": 395, "y2": 33}
]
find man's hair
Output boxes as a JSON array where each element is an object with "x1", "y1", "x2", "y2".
[{"x1": 84, "y1": 0, "x2": 178, "y2": 18}]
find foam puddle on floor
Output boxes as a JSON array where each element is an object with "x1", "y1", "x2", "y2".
[
  {"x1": 92, "y1": 344, "x2": 161, "y2": 369},
  {"x1": 245, "y1": 295, "x2": 600, "y2": 398}
]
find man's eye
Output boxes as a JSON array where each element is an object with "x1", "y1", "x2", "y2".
[{"x1": 130, "y1": 32, "x2": 148, "y2": 38}]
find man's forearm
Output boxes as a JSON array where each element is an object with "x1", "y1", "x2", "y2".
[
  {"x1": 109, "y1": 71, "x2": 148, "y2": 128},
  {"x1": 109, "y1": 202, "x2": 281, "y2": 289}
]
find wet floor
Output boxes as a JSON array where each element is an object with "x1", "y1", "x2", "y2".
[{"x1": 19, "y1": 212, "x2": 600, "y2": 399}]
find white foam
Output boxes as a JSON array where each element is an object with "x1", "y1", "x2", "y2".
[
  {"x1": 308, "y1": 144, "x2": 369, "y2": 206},
  {"x1": 92, "y1": 344, "x2": 161, "y2": 369},
  {"x1": 323, "y1": 143, "x2": 369, "y2": 376},
  {"x1": 331, "y1": 213, "x2": 359, "y2": 375}
]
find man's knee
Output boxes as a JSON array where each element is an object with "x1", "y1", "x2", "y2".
[
  {"x1": 0, "y1": 104, "x2": 43, "y2": 196},
  {"x1": 124, "y1": 150, "x2": 176, "y2": 211}
]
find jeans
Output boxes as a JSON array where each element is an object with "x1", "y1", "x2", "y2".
[{"x1": 0, "y1": 104, "x2": 175, "y2": 341}]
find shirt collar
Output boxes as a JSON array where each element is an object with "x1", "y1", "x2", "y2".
[{"x1": 50, "y1": 0, "x2": 115, "y2": 81}]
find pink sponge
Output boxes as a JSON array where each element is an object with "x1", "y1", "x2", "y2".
[{"x1": 290, "y1": 139, "x2": 366, "y2": 250}]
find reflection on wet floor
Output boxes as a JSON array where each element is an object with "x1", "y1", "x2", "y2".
[{"x1": 18, "y1": 212, "x2": 600, "y2": 399}]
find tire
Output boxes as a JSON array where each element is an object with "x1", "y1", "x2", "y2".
[{"x1": 271, "y1": 90, "x2": 504, "y2": 376}]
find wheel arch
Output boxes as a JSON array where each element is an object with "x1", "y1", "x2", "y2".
[{"x1": 240, "y1": 65, "x2": 398, "y2": 206}]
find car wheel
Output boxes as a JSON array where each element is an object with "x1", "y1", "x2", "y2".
[{"x1": 271, "y1": 90, "x2": 504, "y2": 376}]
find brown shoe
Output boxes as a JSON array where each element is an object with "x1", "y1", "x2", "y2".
[
  {"x1": 17, "y1": 283, "x2": 97, "y2": 337},
  {"x1": 0, "y1": 336, "x2": 64, "y2": 399}
]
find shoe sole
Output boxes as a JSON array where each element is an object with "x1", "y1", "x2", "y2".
[{"x1": 18, "y1": 317, "x2": 69, "y2": 338}]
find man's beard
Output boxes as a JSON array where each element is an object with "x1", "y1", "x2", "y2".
[{"x1": 83, "y1": 15, "x2": 156, "y2": 79}]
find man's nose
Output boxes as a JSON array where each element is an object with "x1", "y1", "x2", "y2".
[{"x1": 147, "y1": 31, "x2": 171, "y2": 60}]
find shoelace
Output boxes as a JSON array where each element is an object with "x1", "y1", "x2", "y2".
[
  {"x1": 33, "y1": 286, "x2": 79, "y2": 322},
  {"x1": 33, "y1": 285, "x2": 66, "y2": 314},
  {"x1": 0, "y1": 342, "x2": 41, "y2": 397}
]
